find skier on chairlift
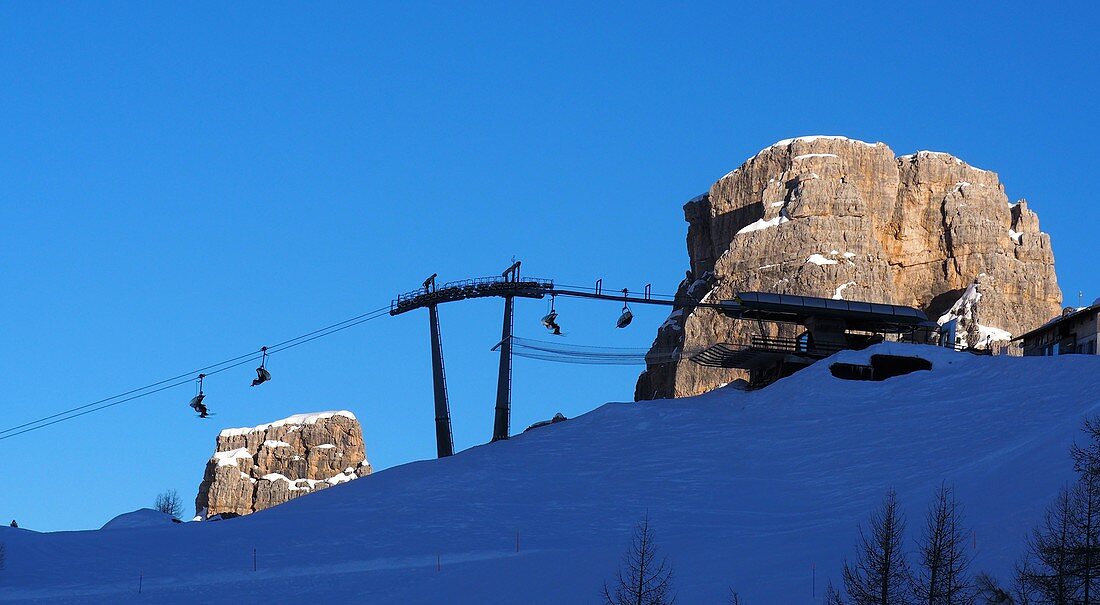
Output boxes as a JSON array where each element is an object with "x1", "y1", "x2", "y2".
[
  {"x1": 252, "y1": 366, "x2": 271, "y2": 387},
  {"x1": 189, "y1": 394, "x2": 209, "y2": 418},
  {"x1": 251, "y1": 346, "x2": 271, "y2": 387},
  {"x1": 542, "y1": 310, "x2": 562, "y2": 335},
  {"x1": 541, "y1": 296, "x2": 563, "y2": 335},
  {"x1": 189, "y1": 374, "x2": 210, "y2": 418}
]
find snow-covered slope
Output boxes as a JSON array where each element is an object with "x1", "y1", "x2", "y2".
[
  {"x1": 99, "y1": 509, "x2": 177, "y2": 531},
  {"x1": 2, "y1": 344, "x2": 1098, "y2": 603}
]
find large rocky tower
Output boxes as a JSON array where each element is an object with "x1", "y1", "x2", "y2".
[
  {"x1": 636, "y1": 136, "x2": 1061, "y2": 400},
  {"x1": 195, "y1": 411, "x2": 372, "y2": 518}
]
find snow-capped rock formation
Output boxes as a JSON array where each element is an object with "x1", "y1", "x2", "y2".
[
  {"x1": 636, "y1": 136, "x2": 1061, "y2": 399},
  {"x1": 195, "y1": 411, "x2": 372, "y2": 518}
]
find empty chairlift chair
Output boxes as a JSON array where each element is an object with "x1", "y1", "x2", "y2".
[{"x1": 616, "y1": 289, "x2": 633, "y2": 328}]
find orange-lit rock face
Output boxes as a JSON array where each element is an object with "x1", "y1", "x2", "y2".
[{"x1": 636, "y1": 137, "x2": 1060, "y2": 400}]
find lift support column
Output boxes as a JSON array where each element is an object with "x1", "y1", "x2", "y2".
[
  {"x1": 492, "y1": 294, "x2": 514, "y2": 442},
  {"x1": 492, "y1": 261, "x2": 521, "y2": 442},
  {"x1": 428, "y1": 303, "x2": 454, "y2": 457}
]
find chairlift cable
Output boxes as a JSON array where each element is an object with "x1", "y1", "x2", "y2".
[
  {"x1": 0, "y1": 304, "x2": 392, "y2": 441},
  {"x1": 1, "y1": 281, "x2": 693, "y2": 441}
]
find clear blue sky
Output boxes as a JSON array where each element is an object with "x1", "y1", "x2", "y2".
[{"x1": 2, "y1": 2, "x2": 1096, "y2": 531}]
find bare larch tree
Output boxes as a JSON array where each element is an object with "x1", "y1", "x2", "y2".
[
  {"x1": 1018, "y1": 487, "x2": 1078, "y2": 603},
  {"x1": 1018, "y1": 415, "x2": 1100, "y2": 603},
  {"x1": 1072, "y1": 417, "x2": 1100, "y2": 603},
  {"x1": 825, "y1": 581, "x2": 846, "y2": 605},
  {"x1": 843, "y1": 489, "x2": 913, "y2": 605},
  {"x1": 603, "y1": 513, "x2": 675, "y2": 605},
  {"x1": 912, "y1": 484, "x2": 974, "y2": 604},
  {"x1": 972, "y1": 573, "x2": 1013, "y2": 604},
  {"x1": 154, "y1": 489, "x2": 183, "y2": 519}
]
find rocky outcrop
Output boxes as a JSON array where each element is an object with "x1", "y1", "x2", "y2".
[
  {"x1": 195, "y1": 411, "x2": 372, "y2": 518},
  {"x1": 636, "y1": 136, "x2": 1061, "y2": 400}
]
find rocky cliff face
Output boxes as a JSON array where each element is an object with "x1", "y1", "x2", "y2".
[
  {"x1": 195, "y1": 411, "x2": 372, "y2": 518},
  {"x1": 636, "y1": 136, "x2": 1061, "y2": 400}
]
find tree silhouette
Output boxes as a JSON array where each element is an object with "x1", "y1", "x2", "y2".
[
  {"x1": 603, "y1": 513, "x2": 675, "y2": 605},
  {"x1": 154, "y1": 489, "x2": 183, "y2": 519},
  {"x1": 843, "y1": 489, "x2": 913, "y2": 604},
  {"x1": 912, "y1": 484, "x2": 974, "y2": 604}
]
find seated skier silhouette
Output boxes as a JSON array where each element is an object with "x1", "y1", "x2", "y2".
[
  {"x1": 542, "y1": 311, "x2": 562, "y2": 336},
  {"x1": 189, "y1": 394, "x2": 209, "y2": 418},
  {"x1": 251, "y1": 366, "x2": 271, "y2": 387}
]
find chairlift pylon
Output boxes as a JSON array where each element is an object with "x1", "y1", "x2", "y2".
[
  {"x1": 189, "y1": 373, "x2": 209, "y2": 418},
  {"x1": 251, "y1": 346, "x2": 271, "y2": 387},
  {"x1": 616, "y1": 288, "x2": 633, "y2": 328}
]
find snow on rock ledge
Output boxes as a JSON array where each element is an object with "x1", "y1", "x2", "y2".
[
  {"x1": 195, "y1": 411, "x2": 372, "y2": 518},
  {"x1": 219, "y1": 411, "x2": 357, "y2": 437},
  {"x1": 937, "y1": 275, "x2": 1014, "y2": 350}
]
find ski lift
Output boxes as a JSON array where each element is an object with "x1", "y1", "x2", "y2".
[
  {"x1": 251, "y1": 346, "x2": 271, "y2": 387},
  {"x1": 616, "y1": 288, "x2": 633, "y2": 328},
  {"x1": 541, "y1": 295, "x2": 562, "y2": 335},
  {"x1": 189, "y1": 374, "x2": 209, "y2": 418}
]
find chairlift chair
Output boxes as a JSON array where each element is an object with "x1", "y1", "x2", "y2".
[
  {"x1": 616, "y1": 289, "x2": 633, "y2": 328},
  {"x1": 251, "y1": 346, "x2": 271, "y2": 387},
  {"x1": 541, "y1": 295, "x2": 563, "y2": 335},
  {"x1": 189, "y1": 374, "x2": 209, "y2": 418}
]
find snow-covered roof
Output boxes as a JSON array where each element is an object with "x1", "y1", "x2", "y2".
[{"x1": 220, "y1": 411, "x2": 357, "y2": 438}]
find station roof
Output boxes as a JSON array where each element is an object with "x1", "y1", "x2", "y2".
[{"x1": 719, "y1": 291, "x2": 934, "y2": 333}]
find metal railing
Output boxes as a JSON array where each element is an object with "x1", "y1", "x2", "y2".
[
  {"x1": 391, "y1": 276, "x2": 554, "y2": 315},
  {"x1": 747, "y1": 336, "x2": 845, "y2": 356}
]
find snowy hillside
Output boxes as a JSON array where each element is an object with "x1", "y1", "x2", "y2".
[{"x1": 2, "y1": 344, "x2": 1098, "y2": 603}]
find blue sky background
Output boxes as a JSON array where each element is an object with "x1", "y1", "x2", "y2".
[{"x1": 2, "y1": 2, "x2": 1097, "y2": 531}]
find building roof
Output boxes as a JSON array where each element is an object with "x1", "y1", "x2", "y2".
[
  {"x1": 718, "y1": 291, "x2": 935, "y2": 333},
  {"x1": 1013, "y1": 302, "x2": 1100, "y2": 342}
]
